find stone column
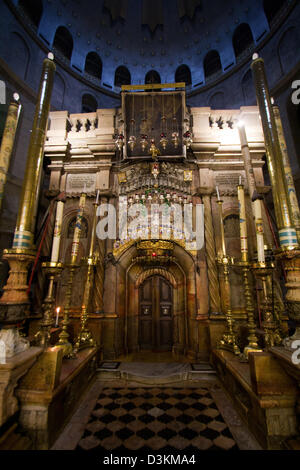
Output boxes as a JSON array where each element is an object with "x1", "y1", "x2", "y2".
[
  {"x1": 202, "y1": 193, "x2": 221, "y2": 314},
  {"x1": 0, "y1": 95, "x2": 21, "y2": 212}
]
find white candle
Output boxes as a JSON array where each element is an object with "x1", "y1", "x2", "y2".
[
  {"x1": 71, "y1": 193, "x2": 86, "y2": 264},
  {"x1": 50, "y1": 200, "x2": 64, "y2": 263},
  {"x1": 55, "y1": 307, "x2": 60, "y2": 327},
  {"x1": 96, "y1": 189, "x2": 100, "y2": 205},
  {"x1": 216, "y1": 186, "x2": 220, "y2": 201},
  {"x1": 239, "y1": 175, "x2": 242, "y2": 186},
  {"x1": 253, "y1": 199, "x2": 265, "y2": 263},
  {"x1": 237, "y1": 184, "x2": 248, "y2": 260}
]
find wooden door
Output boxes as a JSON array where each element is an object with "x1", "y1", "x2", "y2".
[{"x1": 139, "y1": 276, "x2": 173, "y2": 351}]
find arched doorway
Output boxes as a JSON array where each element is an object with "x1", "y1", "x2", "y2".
[{"x1": 139, "y1": 276, "x2": 173, "y2": 352}]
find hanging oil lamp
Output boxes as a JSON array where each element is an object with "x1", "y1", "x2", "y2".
[
  {"x1": 160, "y1": 95, "x2": 168, "y2": 151},
  {"x1": 150, "y1": 139, "x2": 159, "y2": 160},
  {"x1": 160, "y1": 132, "x2": 168, "y2": 151},
  {"x1": 128, "y1": 94, "x2": 136, "y2": 152},
  {"x1": 183, "y1": 130, "x2": 192, "y2": 148},
  {"x1": 171, "y1": 94, "x2": 179, "y2": 149},
  {"x1": 172, "y1": 131, "x2": 179, "y2": 148},
  {"x1": 115, "y1": 133, "x2": 124, "y2": 151},
  {"x1": 140, "y1": 134, "x2": 148, "y2": 152}
]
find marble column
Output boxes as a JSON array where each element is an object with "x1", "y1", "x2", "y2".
[{"x1": 202, "y1": 193, "x2": 221, "y2": 314}]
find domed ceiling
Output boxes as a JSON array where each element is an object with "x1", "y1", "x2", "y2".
[{"x1": 21, "y1": 0, "x2": 288, "y2": 89}]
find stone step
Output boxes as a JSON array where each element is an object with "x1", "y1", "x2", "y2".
[{"x1": 97, "y1": 361, "x2": 217, "y2": 384}]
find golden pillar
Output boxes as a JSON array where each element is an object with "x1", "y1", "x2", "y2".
[
  {"x1": 0, "y1": 54, "x2": 56, "y2": 316},
  {"x1": 251, "y1": 54, "x2": 298, "y2": 250},
  {"x1": 251, "y1": 53, "x2": 300, "y2": 348},
  {"x1": 0, "y1": 95, "x2": 21, "y2": 212},
  {"x1": 272, "y1": 101, "x2": 300, "y2": 243}
]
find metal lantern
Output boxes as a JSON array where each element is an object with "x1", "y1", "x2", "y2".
[
  {"x1": 172, "y1": 131, "x2": 179, "y2": 149},
  {"x1": 140, "y1": 134, "x2": 149, "y2": 152},
  {"x1": 183, "y1": 131, "x2": 192, "y2": 148},
  {"x1": 128, "y1": 135, "x2": 136, "y2": 151},
  {"x1": 115, "y1": 133, "x2": 124, "y2": 151},
  {"x1": 160, "y1": 133, "x2": 168, "y2": 151}
]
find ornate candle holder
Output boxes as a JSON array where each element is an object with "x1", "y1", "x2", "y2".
[
  {"x1": 74, "y1": 198, "x2": 98, "y2": 352},
  {"x1": 73, "y1": 255, "x2": 98, "y2": 352},
  {"x1": 216, "y1": 254, "x2": 240, "y2": 355},
  {"x1": 56, "y1": 262, "x2": 79, "y2": 358},
  {"x1": 34, "y1": 261, "x2": 64, "y2": 348},
  {"x1": 252, "y1": 261, "x2": 282, "y2": 348},
  {"x1": 237, "y1": 260, "x2": 262, "y2": 359}
]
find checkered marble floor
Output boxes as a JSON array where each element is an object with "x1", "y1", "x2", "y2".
[{"x1": 76, "y1": 387, "x2": 239, "y2": 452}]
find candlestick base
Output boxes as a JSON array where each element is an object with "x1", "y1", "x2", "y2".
[
  {"x1": 252, "y1": 261, "x2": 283, "y2": 349},
  {"x1": 236, "y1": 261, "x2": 263, "y2": 360},
  {"x1": 73, "y1": 327, "x2": 96, "y2": 353},
  {"x1": 216, "y1": 255, "x2": 240, "y2": 356},
  {"x1": 217, "y1": 335, "x2": 241, "y2": 356},
  {"x1": 33, "y1": 262, "x2": 64, "y2": 348},
  {"x1": 56, "y1": 263, "x2": 79, "y2": 358},
  {"x1": 73, "y1": 256, "x2": 98, "y2": 352}
]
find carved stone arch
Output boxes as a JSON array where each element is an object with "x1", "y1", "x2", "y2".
[
  {"x1": 52, "y1": 72, "x2": 65, "y2": 110},
  {"x1": 208, "y1": 89, "x2": 225, "y2": 109},
  {"x1": 135, "y1": 268, "x2": 177, "y2": 288},
  {"x1": 8, "y1": 32, "x2": 30, "y2": 80},
  {"x1": 242, "y1": 69, "x2": 256, "y2": 105},
  {"x1": 277, "y1": 26, "x2": 299, "y2": 75}
]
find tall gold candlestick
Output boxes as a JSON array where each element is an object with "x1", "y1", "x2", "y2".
[
  {"x1": 51, "y1": 199, "x2": 65, "y2": 263},
  {"x1": 57, "y1": 190, "x2": 86, "y2": 357},
  {"x1": 0, "y1": 95, "x2": 21, "y2": 212},
  {"x1": 251, "y1": 54, "x2": 298, "y2": 251},
  {"x1": 237, "y1": 184, "x2": 248, "y2": 263},
  {"x1": 237, "y1": 184, "x2": 261, "y2": 357},
  {"x1": 12, "y1": 53, "x2": 56, "y2": 252},
  {"x1": 272, "y1": 101, "x2": 300, "y2": 244},
  {"x1": 237, "y1": 122, "x2": 265, "y2": 263},
  {"x1": 216, "y1": 197, "x2": 240, "y2": 355},
  {"x1": 216, "y1": 190, "x2": 226, "y2": 257},
  {"x1": 252, "y1": 262, "x2": 282, "y2": 348},
  {"x1": 34, "y1": 261, "x2": 64, "y2": 348},
  {"x1": 70, "y1": 192, "x2": 86, "y2": 265},
  {"x1": 0, "y1": 54, "x2": 56, "y2": 314},
  {"x1": 74, "y1": 198, "x2": 98, "y2": 351}
]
